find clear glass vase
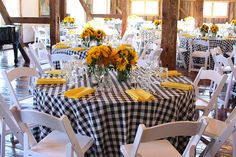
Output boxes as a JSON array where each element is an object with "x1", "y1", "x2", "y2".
[{"x1": 117, "y1": 70, "x2": 130, "y2": 82}]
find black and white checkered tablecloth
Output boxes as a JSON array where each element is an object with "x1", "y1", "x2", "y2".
[
  {"x1": 33, "y1": 70, "x2": 195, "y2": 157},
  {"x1": 51, "y1": 48, "x2": 87, "y2": 69},
  {"x1": 180, "y1": 37, "x2": 236, "y2": 69}
]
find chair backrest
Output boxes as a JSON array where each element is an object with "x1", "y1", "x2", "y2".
[
  {"x1": 0, "y1": 95, "x2": 23, "y2": 145},
  {"x1": 193, "y1": 67, "x2": 228, "y2": 116},
  {"x1": 3, "y1": 67, "x2": 38, "y2": 107},
  {"x1": 28, "y1": 42, "x2": 49, "y2": 61},
  {"x1": 24, "y1": 47, "x2": 45, "y2": 75},
  {"x1": 189, "y1": 39, "x2": 210, "y2": 53},
  {"x1": 10, "y1": 106, "x2": 84, "y2": 156},
  {"x1": 49, "y1": 53, "x2": 73, "y2": 69},
  {"x1": 204, "y1": 107, "x2": 236, "y2": 157},
  {"x1": 230, "y1": 45, "x2": 236, "y2": 64},
  {"x1": 129, "y1": 118, "x2": 208, "y2": 157}
]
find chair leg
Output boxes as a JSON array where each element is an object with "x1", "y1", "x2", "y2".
[
  {"x1": 0, "y1": 121, "x2": 6, "y2": 157},
  {"x1": 224, "y1": 75, "x2": 233, "y2": 108},
  {"x1": 188, "y1": 56, "x2": 192, "y2": 72}
]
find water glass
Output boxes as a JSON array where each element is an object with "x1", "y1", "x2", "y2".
[{"x1": 159, "y1": 67, "x2": 168, "y2": 82}]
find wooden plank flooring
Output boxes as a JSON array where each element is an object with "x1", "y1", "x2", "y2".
[{"x1": 0, "y1": 49, "x2": 233, "y2": 157}]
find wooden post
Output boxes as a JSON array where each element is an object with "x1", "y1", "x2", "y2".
[
  {"x1": 195, "y1": 0, "x2": 204, "y2": 27},
  {"x1": 49, "y1": 0, "x2": 60, "y2": 47},
  {"x1": 121, "y1": 0, "x2": 128, "y2": 37},
  {"x1": 59, "y1": 0, "x2": 67, "y2": 21},
  {"x1": 161, "y1": 0, "x2": 179, "y2": 70}
]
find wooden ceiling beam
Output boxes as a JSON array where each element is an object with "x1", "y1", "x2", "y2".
[
  {"x1": 161, "y1": 0, "x2": 179, "y2": 70},
  {"x1": 10, "y1": 17, "x2": 50, "y2": 24},
  {"x1": 0, "y1": 0, "x2": 12, "y2": 25},
  {"x1": 92, "y1": 14, "x2": 122, "y2": 19},
  {"x1": 78, "y1": 0, "x2": 93, "y2": 20}
]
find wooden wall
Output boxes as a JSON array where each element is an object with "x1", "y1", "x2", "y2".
[
  {"x1": 179, "y1": 0, "x2": 236, "y2": 23},
  {"x1": 110, "y1": 0, "x2": 236, "y2": 23}
]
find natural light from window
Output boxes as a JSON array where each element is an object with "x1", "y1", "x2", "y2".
[
  {"x1": 93, "y1": 0, "x2": 110, "y2": 14},
  {"x1": 203, "y1": 1, "x2": 228, "y2": 18},
  {"x1": 67, "y1": 0, "x2": 86, "y2": 23},
  {"x1": 131, "y1": 0, "x2": 159, "y2": 15}
]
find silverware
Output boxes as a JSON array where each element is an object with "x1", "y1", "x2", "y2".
[{"x1": 86, "y1": 93, "x2": 100, "y2": 101}]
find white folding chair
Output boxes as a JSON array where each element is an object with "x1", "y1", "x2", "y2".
[
  {"x1": 0, "y1": 95, "x2": 23, "y2": 157},
  {"x1": 28, "y1": 42, "x2": 50, "y2": 65},
  {"x1": 10, "y1": 106, "x2": 94, "y2": 157},
  {"x1": 36, "y1": 26, "x2": 50, "y2": 47},
  {"x1": 211, "y1": 53, "x2": 236, "y2": 108},
  {"x1": 188, "y1": 39, "x2": 210, "y2": 72},
  {"x1": 3, "y1": 67, "x2": 38, "y2": 108},
  {"x1": 120, "y1": 118, "x2": 208, "y2": 157},
  {"x1": 201, "y1": 107, "x2": 236, "y2": 157},
  {"x1": 193, "y1": 67, "x2": 228, "y2": 118},
  {"x1": 49, "y1": 53, "x2": 73, "y2": 69},
  {"x1": 176, "y1": 34, "x2": 187, "y2": 68}
]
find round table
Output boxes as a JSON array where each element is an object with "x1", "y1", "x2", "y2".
[
  {"x1": 179, "y1": 37, "x2": 236, "y2": 69},
  {"x1": 33, "y1": 70, "x2": 195, "y2": 157}
]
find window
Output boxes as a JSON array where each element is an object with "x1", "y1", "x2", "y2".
[
  {"x1": 203, "y1": 1, "x2": 228, "y2": 18},
  {"x1": 93, "y1": 0, "x2": 110, "y2": 14},
  {"x1": 131, "y1": 0, "x2": 159, "y2": 15}
]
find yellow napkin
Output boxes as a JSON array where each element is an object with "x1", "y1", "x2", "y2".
[
  {"x1": 181, "y1": 33, "x2": 195, "y2": 38},
  {"x1": 160, "y1": 82, "x2": 193, "y2": 91},
  {"x1": 45, "y1": 70, "x2": 64, "y2": 75},
  {"x1": 54, "y1": 45, "x2": 70, "y2": 49},
  {"x1": 165, "y1": 70, "x2": 182, "y2": 77},
  {"x1": 125, "y1": 89, "x2": 155, "y2": 102},
  {"x1": 71, "y1": 47, "x2": 87, "y2": 52},
  {"x1": 36, "y1": 78, "x2": 66, "y2": 85},
  {"x1": 64, "y1": 87, "x2": 95, "y2": 99}
]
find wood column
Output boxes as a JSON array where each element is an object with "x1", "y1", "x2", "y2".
[
  {"x1": 59, "y1": 0, "x2": 67, "y2": 21},
  {"x1": 195, "y1": 0, "x2": 204, "y2": 27},
  {"x1": 161, "y1": 0, "x2": 179, "y2": 70},
  {"x1": 49, "y1": 0, "x2": 60, "y2": 47},
  {"x1": 121, "y1": 0, "x2": 128, "y2": 37}
]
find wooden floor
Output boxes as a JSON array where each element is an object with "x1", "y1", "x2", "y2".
[{"x1": 0, "y1": 49, "x2": 233, "y2": 157}]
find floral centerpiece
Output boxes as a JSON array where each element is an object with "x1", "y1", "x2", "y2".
[
  {"x1": 80, "y1": 27, "x2": 106, "y2": 46},
  {"x1": 153, "y1": 20, "x2": 161, "y2": 29},
  {"x1": 86, "y1": 44, "x2": 113, "y2": 73},
  {"x1": 200, "y1": 24, "x2": 209, "y2": 37},
  {"x1": 63, "y1": 16, "x2": 75, "y2": 25},
  {"x1": 111, "y1": 44, "x2": 138, "y2": 81},
  {"x1": 231, "y1": 19, "x2": 236, "y2": 33},
  {"x1": 210, "y1": 24, "x2": 219, "y2": 38}
]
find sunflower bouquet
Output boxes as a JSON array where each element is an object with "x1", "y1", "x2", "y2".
[
  {"x1": 153, "y1": 20, "x2": 161, "y2": 29},
  {"x1": 111, "y1": 44, "x2": 138, "y2": 81},
  {"x1": 80, "y1": 27, "x2": 106, "y2": 46},
  {"x1": 231, "y1": 19, "x2": 236, "y2": 26},
  {"x1": 86, "y1": 45, "x2": 113, "y2": 72},
  {"x1": 200, "y1": 24, "x2": 209, "y2": 37},
  {"x1": 210, "y1": 24, "x2": 219, "y2": 37},
  {"x1": 63, "y1": 16, "x2": 75, "y2": 24}
]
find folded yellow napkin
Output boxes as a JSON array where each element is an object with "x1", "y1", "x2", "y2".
[
  {"x1": 36, "y1": 78, "x2": 66, "y2": 85},
  {"x1": 54, "y1": 45, "x2": 70, "y2": 49},
  {"x1": 71, "y1": 47, "x2": 87, "y2": 52},
  {"x1": 125, "y1": 89, "x2": 155, "y2": 102},
  {"x1": 165, "y1": 70, "x2": 182, "y2": 77},
  {"x1": 160, "y1": 82, "x2": 193, "y2": 91},
  {"x1": 45, "y1": 70, "x2": 64, "y2": 75},
  {"x1": 181, "y1": 33, "x2": 195, "y2": 38},
  {"x1": 64, "y1": 87, "x2": 95, "y2": 99}
]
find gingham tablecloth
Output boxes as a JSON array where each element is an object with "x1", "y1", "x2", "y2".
[
  {"x1": 33, "y1": 70, "x2": 195, "y2": 157},
  {"x1": 179, "y1": 37, "x2": 236, "y2": 69},
  {"x1": 51, "y1": 47, "x2": 87, "y2": 69}
]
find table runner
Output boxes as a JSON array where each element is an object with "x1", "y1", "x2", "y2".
[{"x1": 33, "y1": 70, "x2": 195, "y2": 157}]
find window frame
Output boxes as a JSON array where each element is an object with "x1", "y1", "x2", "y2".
[
  {"x1": 203, "y1": 1, "x2": 229, "y2": 18},
  {"x1": 131, "y1": 0, "x2": 160, "y2": 16}
]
